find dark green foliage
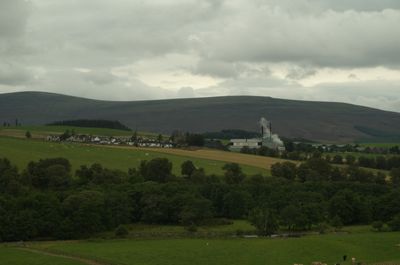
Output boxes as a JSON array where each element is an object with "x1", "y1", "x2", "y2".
[
  {"x1": 249, "y1": 207, "x2": 279, "y2": 236},
  {"x1": 185, "y1": 224, "x2": 198, "y2": 233},
  {"x1": 76, "y1": 164, "x2": 127, "y2": 185},
  {"x1": 328, "y1": 190, "x2": 370, "y2": 225},
  {"x1": 139, "y1": 158, "x2": 173, "y2": 183},
  {"x1": 179, "y1": 196, "x2": 213, "y2": 225},
  {"x1": 271, "y1": 162, "x2": 297, "y2": 180},
  {"x1": 331, "y1": 215, "x2": 343, "y2": 230},
  {"x1": 388, "y1": 214, "x2": 400, "y2": 231},
  {"x1": 115, "y1": 225, "x2": 129, "y2": 237},
  {"x1": 390, "y1": 168, "x2": 400, "y2": 186},
  {"x1": 61, "y1": 190, "x2": 106, "y2": 238},
  {"x1": 222, "y1": 190, "x2": 252, "y2": 219},
  {"x1": 25, "y1": 131, "x2": 32, "y2": 139},
  {"x1": 1, "y1": 154, "x2": 400, "y2": 242},
  {"x1": 223, "y1": 163, "x2": 245, "y2": 184},
  {"x1": 48, "y1": 119, "x2": 131, "y2": 131},
  {"x1": 24, "y1": 158, "x2": 72, "y2": 190},
  {"x1": 181, "y1": 160, "x2": 196, "y2": 177},
  {"x1": 346, "y1": 155, "x2": 356, "y2": 165},
  {"x1": 185, "y1": 134, "x2": 205, "y2": 147},
  {"x1": 332, "y1": 155, "x2": 343, "y2": 164},
  {"x1": 371, "y1": 221, "x2": 384, "y2": 231}
]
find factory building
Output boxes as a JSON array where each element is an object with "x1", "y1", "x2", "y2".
[{"x1": 229, "y1": 117, "x2": 285, "y2": 151}]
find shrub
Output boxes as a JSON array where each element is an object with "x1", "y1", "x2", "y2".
[
  {"x1": 236, "y1": 229, "x2": 244, "y2": 236},
  {"x1": 115, "y1": 225, "x2": 129, "y2": 237},
  {"x1": 185, "y1": 224, "x2": 198, "y2": 233},
  {"x1": 331, "y1": 215, "x2": 343, "y2": 231},
  {"x1": 388, "y1": 214, "x2": 400, "y2": 231},
  {"x1": 371, "y1": 221, "x2": 384, "y2": 232},
  {"x1": 318, "y1": 222, "x2": 330, "y2": 234}
]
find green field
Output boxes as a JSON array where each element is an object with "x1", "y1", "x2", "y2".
[
  {"x1": 0, "y1": 137, "x2": 268, "y2": 176},
  {"x1": 359, "y1": 142, "x2": 400, "y2": 148},
  {"x1": 7, "y1": 231, "x2": 397, "y2": 265},
  {"x1": 0, "y1": 247, "x2": 84, "y2": 265}
]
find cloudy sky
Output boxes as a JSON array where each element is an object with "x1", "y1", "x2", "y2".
[{"x1": 1, "y1": 0, "x2": 400, "y2": 112}]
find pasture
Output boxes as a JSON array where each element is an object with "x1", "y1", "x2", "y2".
[
  {"x1": 0, "y1": 137, "x2": 269, "y2": 176},
  {"x1": 5, "y1": 231, "x2": 399, "y2": 265}
]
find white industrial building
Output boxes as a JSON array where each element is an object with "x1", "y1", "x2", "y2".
[{"x1": 229, "y1": 118, "x2": 285, "y2": 151}]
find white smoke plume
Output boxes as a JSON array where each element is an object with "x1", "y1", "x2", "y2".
[{"x1": 259, "y1": 117, "x2": 284, "y2": 145}]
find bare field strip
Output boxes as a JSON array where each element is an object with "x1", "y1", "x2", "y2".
[{"x1": 140, "y1": 147, "x2": 291, "y2": 169}]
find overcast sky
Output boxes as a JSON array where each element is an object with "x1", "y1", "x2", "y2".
[{"x1": 1, "y1": 0, "x2": 400, "y2": 112}]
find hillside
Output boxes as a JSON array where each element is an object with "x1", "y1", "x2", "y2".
[{"x1": 1, "y1": 91, "x2": 400, "y2": 142}]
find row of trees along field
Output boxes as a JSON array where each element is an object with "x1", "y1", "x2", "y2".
[
  {"x1": 241, "y1": 144, "x2": 400, "y2": 171},
  {"x1": 1, "y1": 157, "x2": 400, "y2": 241}
]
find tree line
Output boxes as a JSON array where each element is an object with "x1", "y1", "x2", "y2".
[
  {"x1": 1, "y1": 157, "x2": 400, "y2": 241},
  {"x1": 241, "y1": 145, "x2": 400, "y2": 172}
]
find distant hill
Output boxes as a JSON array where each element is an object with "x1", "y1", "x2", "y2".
[
  {"x1": 47, "y1": 119, "x2": 131, "y2": 131},
  {"x1": 1, "y1": 91, "x2": 400, "y2": 143}
]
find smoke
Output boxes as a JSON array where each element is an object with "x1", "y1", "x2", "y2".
[{"x1": 259, "y1": 117, "x2": 284, "y2": 145}]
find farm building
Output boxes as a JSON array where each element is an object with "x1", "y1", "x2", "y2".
[{"x1": 229, "y1": 117, "x2": 285, "y2": 151}]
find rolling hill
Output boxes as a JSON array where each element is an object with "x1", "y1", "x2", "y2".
[{"x1": 1, "y1": 91, "x2": 400, "y2": 142}]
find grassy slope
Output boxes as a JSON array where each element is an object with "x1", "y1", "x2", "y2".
[
  {"x1": 0, "y1": 137, "x2": 269, "y2": 176},
  {"x1": 0, "y1": 247, "x2": 84, "y2": 265},
  {"x1": 33, "y1": 232, "x2": 400, "y2": 265}
]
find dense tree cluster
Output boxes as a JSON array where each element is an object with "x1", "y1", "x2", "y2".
[
  {"x1": 170, "y1": 131, "x2": 205, "y2": 147},
  {"x1": 1, "y1": 156, "x2": 400, "y2": 242}
]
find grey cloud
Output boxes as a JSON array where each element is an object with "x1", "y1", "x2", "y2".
[
  {"x1": 0, "y1": 0, "x2": 400, "y2": 113},
  {"x1": 25, "y1": 0, "x2": 222, "y2": 68},
  {"x1": 193, "y1": 60, "x2": 238, "y2": 78},
  {"x1": 202, "y1": 6, "x2": 400, "y2": 68},
  {"x1": 177, "y1": 87, "x2": 195, "y2": 98},
  {"x1": 24, "y1": 69, "x2": 175, "y2": 101},
  {"x1": 81, "y1": 70, "x2": 116, "y2": 86},
  {"x1": 286, "y1": 66, "x2": 317, "y2": 80},
  {"x1": 0, "y1": 0, "x2": 31, "y2": 56},
  {"x1": 194, "y1": 77, "x2": 400, "y2": 112},
  {"x1": 0, "y1": 63, "x2": 32, "y2": 85},
  {"x1": 317, "y1": 0, "x2": 400, "y2": 11},
  {"x1": 0, "y1": 0, "x2": 30, "y2": 38}
]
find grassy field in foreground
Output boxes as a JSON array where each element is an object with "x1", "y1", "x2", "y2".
[
  {"x1": 26, "y1": 232, "x2": 400, "y2": 265},
  {"x1": 0, "y1": 247, "x2": 84, "y2": 265},
  {"x1": 0, "y1": 137, "x2": 269, "y2": 176}
]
